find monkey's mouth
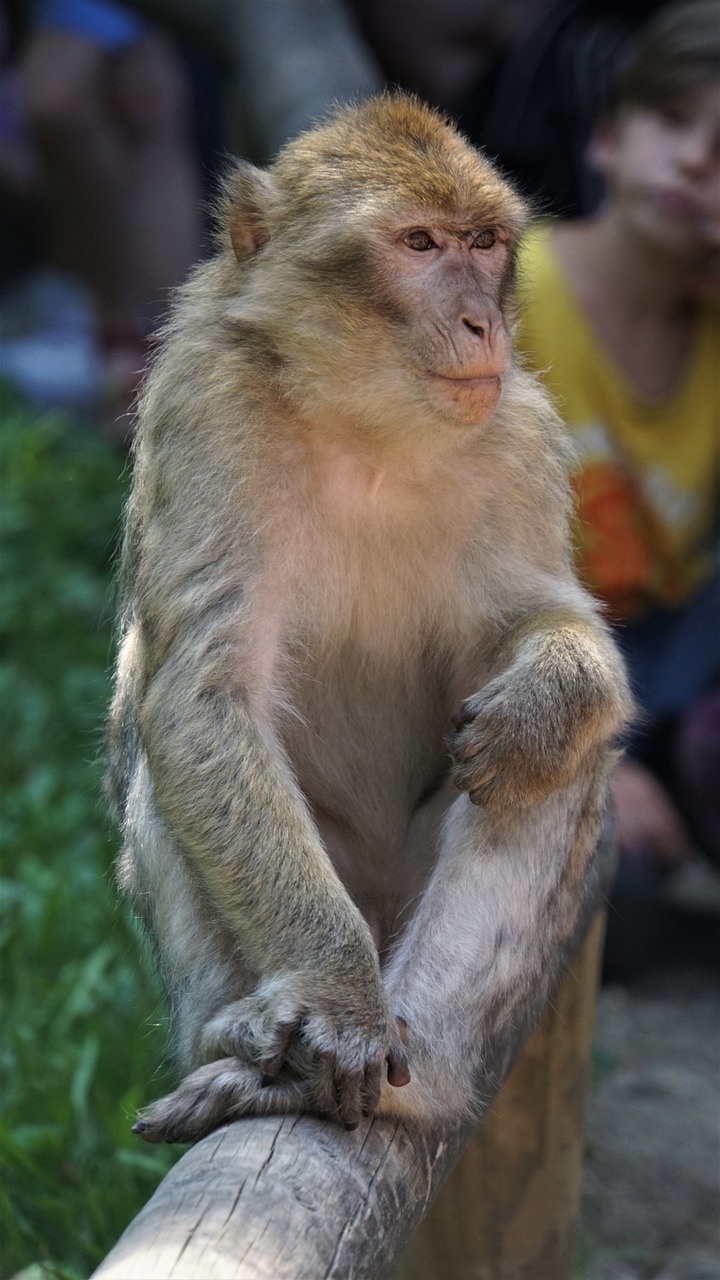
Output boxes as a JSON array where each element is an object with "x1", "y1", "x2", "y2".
[
  {"x1": 432, "y1": 374, "x2": 502, "y2": 388},
  {"x1": 428, "y1": 373, "x2": 502, "y2": 421}
]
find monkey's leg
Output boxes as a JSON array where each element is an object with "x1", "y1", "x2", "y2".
[{"x1": 377, "y1": 761, "x2": 613, "y2": 1123}]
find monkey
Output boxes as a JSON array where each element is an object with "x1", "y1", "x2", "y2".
[{"x1": 106, "y1": 93, "x2": 632, "y2": 1145}]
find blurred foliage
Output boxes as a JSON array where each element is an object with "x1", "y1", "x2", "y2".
[{"x1": 0, "y1": 390, "x2": 178, "y2": 1279}]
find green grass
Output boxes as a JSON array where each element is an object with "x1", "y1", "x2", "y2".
[{"x1": 0, "y1": 391, "x2": 178, "y2": 1279}]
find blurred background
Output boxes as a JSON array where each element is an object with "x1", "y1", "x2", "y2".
[{"x1": 1, "y1": 2, "x2": 718, "y2": 1277}]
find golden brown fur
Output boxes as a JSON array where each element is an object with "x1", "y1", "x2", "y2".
[{"x1": 107, "y1": 95, "x2": 631, "y2": 1143}]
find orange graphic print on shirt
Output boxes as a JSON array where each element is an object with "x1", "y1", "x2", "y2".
[{"x1": 574, "y1": 460, "x2": 686, "y2": 620}]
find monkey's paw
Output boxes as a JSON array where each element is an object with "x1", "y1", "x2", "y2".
[
  {"x1": 197, "y1": 979, "x2": 410, "y2": 1129},
  {"x1": 448, "y1": 684, "x2": 579, "y2": 811},
  {"x1": 132, "y1": 1058, "x2": 306, "y2": 1144}
]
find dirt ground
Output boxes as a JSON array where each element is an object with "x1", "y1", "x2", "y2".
[{"x1": 581, "y1": 860, "x2": 720, "y2": 1280}]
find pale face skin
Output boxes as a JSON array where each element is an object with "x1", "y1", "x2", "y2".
[
  {"x1": 591, "y1": 84, "x2": 720, "y2": 299},
  {"x1": 384, "y1": 221, "x2": 514, "y2": 423}
]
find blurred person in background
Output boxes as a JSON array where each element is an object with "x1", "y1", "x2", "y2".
[
  {"x1": 514, "y1": 0, "x2": 720, "y2": 975},
  {"x1": 354, "y1": 0, "x2": 663, "y2": 215},
  {"x1": 18, "y1": 0, "x2": 202, "y2": 433}
]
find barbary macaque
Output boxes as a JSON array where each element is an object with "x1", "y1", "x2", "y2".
[{"x1": 107, "y1": 94, "x2": 631, "y2": 1144}]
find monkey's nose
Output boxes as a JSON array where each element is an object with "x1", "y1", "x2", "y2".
[{"x1": 463, "y1": 317, "x2": 487, "y2": 339}]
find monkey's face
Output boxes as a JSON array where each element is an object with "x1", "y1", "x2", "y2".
[
  {"x1": 373, "y1": 217, "x2": 515, "y2": 426},
  {"x1": 262, "y1": 210, "x2": 519, "y2": 433}
]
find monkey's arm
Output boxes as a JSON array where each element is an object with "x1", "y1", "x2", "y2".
[
  {"x1": 382, "y1": 593, "x2": 627, "y2": 1126},
  {"x1": 450, "y1": 599, "x2": 632, "y2": 814},
  {"x1": 135, "y1": 643, "x2": 408, "y2": 1127}
]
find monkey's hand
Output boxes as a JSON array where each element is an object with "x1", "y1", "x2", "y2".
[
  {"x1": 449, "y1": 683, "x2": 560, "y2": 811},
  {"x1": 449, "y1": 625, "x2": 626, "y2": 811},
  {"x1": 195, "y1": 973, "x2": 410, "y2": 1127}
]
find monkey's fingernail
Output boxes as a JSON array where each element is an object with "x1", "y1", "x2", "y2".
[
  {"x1": 387, "y1": 1057, "x2": 411, "y2": 1088},
  {"x1": 343, "y1": 1120, "x2": 360, "y2": 1131},
  {"x1": 396, "y1": 1016, "x2": 408, "y2": 1043},
  {"x1": 132, "y1": 1120, "x2": 162, "y2": 1143}
]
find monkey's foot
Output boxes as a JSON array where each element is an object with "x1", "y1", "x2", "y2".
[{"x1": 132, "y1": 1058, "x2": 307, "y2": 1145}]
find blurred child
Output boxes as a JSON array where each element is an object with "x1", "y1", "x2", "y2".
[{"x1": 515, "y1": 0, "x2": 720, "y2": 974}]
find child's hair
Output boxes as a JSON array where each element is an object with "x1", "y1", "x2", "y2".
[{"x1": 607, "y1": 1, "x2": 720, "y2": 116}]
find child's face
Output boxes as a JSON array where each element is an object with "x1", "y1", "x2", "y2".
[{"x1": 592, "y1": 84, "x2": 720, "y2": 296}]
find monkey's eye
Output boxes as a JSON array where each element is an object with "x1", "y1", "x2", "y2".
[
  {"x1": 403, "y1": 230, "x2": 437, "y2": 252},
  {"x1": 471, "y1": 229, "x2": 497, "y2": 250}
]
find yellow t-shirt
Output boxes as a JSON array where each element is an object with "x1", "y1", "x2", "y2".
[{"x1": 516, "y1": 224, "x2": 719, "y2": 621}]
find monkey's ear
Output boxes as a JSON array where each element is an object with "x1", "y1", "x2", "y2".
[{"x1": 221, "y1": 162, "x2": 278, "y2": 262}]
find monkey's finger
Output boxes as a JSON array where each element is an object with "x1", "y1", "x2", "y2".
[
  {"x1": 296, "y1": 1040, "x2": 345, "y2": 1124},
  {"x1": 451, "y1": 755, "x2": 498, "y2": 795},
  {"x1": 450, "y1": 738, "x2": 482, "y2": 765},
  {"x1": 297, "y1": 1023, "x2": 341, "y2": 1106},
  {"x1": 333, "y1": 1064, "x2": 364, "y2": 1129},
  {"x1": 361, "y1": 1060, "x2": 382, "y2": 1116},
  {"x1": 449, "y1": 720, "x2": 499, "y2": 764},
  {"x1": 131, "y1": 1117, "x2": 166, "y2": 1144},
  {"x1": 451, "y1": 695, "x2": 487, "y2": 732},
  {"x1": 259, "y1": 1017, "x2": 302, "y2": 1085}
]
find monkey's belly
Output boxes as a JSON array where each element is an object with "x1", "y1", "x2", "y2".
[{"x1": 281, "y1": 650, "x2": 450, "y2": 899}]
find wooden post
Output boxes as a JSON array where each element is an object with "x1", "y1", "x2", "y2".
[{"x1": 393, "y1": 912, "x2": 605, "y2": 1280}]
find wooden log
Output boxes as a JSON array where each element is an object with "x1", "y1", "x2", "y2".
[
  {"x1": 92, "y1": 834, "x2": 612, "y2": 1280},
  {"x1": 92, "y1": 1110, "x2": 467, "y2": 1280}
]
